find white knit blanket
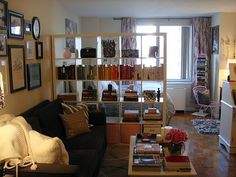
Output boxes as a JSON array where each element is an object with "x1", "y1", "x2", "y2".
[{"x1": 0, "y1": 114, "x2": 69, "y2": 172}]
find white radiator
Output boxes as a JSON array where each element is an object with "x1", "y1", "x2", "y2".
[{"x1": 167, "y1": 88, "x2": 186, "y2": 111}]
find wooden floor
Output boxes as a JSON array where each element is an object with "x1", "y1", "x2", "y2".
[{"x1": 170, "y1": 112, "x2": 236, "y2": 177}]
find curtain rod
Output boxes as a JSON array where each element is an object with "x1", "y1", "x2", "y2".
[{"x1": 113, "y1": 17, "x2": 210, "y2": 20}]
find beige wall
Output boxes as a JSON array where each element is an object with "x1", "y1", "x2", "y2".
[
  {"x1": 81, "y1": 17, "x2": 121, "y2": 33},
  {"x1": 218, "y1": 13, "x2": 236, "y2": 98},
  {"x1": 0, "y1": 0, "x2": 80, "y2": 115}
]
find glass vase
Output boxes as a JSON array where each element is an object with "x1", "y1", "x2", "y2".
[{"x1": 168, "y1": 142, "x2": 185, "y2": 155}]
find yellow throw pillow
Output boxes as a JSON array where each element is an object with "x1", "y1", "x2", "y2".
[{"x1": 60, "y1": 111, "x2": 90, "y2": 139}]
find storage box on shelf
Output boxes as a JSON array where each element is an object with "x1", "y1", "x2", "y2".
[{"x1": 51, "y1": 33, "x2": 167, "y2": 143}]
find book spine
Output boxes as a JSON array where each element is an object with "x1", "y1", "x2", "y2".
[
  {"x1": 77, "y1": 65, "x2": 81, "y2": 80},
  {"x1": 81, "y1": 65, "x2": 84, "y2": 80}
]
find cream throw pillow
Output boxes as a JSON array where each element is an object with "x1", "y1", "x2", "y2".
[{"x1": 60, "y1": 111, "x2": 90, "y2": 139}]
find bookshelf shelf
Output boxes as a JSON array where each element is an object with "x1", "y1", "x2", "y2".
[
  {"x1": 52, "y1": 32, "x2": 167, "y2": 137},
  {"x1": 196, "y1": 54, "x2": 208, "y2": 87}
]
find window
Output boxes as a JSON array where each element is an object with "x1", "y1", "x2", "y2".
[
  {"x1": 136, "y1": 24, "x2": 192, "y2": 81},
  {"x1": 136, "y1": 25, "x2": 156, "y2": 58}
]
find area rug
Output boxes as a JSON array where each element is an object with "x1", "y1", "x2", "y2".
[{"x1": 191, "y1": 119, "x2": 220, "y2": 135}]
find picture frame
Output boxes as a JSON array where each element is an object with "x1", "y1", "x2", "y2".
[
  {"x1": 27, "y1": 63, "x2": 41, "y2": 90},
  {"x1": 24, "y1": 19, "x2": 32, "y2": 34},
  {"x1": 8, "y1": 45, "x2": 26, "y2": 93},
  {"x1": 212, "y1": 25, "x2": 219, "y2": 54},
  {"x1": 0, "y1": 0, "x2": 8, "y2": 29},
  {"x1": 25, "y1": 40, "x2": 34, "y2": 59},
  {"x1": 8, "y1": 10, "x2": 24, "y2": 39},
  {"x1": 0, "y1": 33, "x2": 7, "y2": 56},
  {"x1": 35, "y1": 41, "x2": 43, "y2": 59}
]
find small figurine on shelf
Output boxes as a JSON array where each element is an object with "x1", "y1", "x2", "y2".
[
  {"x1": 108, "y1": 83, "x2": 112, "y2": 91},
  {"x1": 157, "y1": 88, "x2": 160, "y2": 102}
]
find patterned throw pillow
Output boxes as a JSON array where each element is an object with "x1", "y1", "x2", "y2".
[
  {"x1": 61, "y1": 102, "x2": 74, "y2": 114},
  {"x1": 59, "y1": 111, "x2": 90, "y2": 139},
  {"x1": 69, "y1": 105, "x2": 89, "y2": 124}
]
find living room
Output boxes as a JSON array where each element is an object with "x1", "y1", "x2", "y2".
[{"x1": 1, "y1": 0, "x2": 236, "y2": 177}]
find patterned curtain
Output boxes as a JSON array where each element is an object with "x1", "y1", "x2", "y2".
[
  {"x1": 121, "y1": 17, "x2": 137, "y2": 67},
  {"x1": 192, "y1": 17, "x2": 212, "y2": 89}
]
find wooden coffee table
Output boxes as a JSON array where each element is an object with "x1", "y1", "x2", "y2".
[{"x1": 128, "y1": 136, "x2": 197, "y2": 177}]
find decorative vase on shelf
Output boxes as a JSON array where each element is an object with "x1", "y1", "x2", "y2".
[
  {"x1": 64, "y1": 48, "x2": 71, "y2": 59},
  {"x1": 168, "y1": 142, "x2": 185, "y2": 155}
]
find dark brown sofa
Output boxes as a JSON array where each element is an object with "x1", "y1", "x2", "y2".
[{"x1": 2, "y1": 99, "x2": 107, "y2": 177}]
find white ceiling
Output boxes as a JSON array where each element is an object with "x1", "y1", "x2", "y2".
[{"x1": 57, "y1": 0, "x2": 236, "y2": 18}]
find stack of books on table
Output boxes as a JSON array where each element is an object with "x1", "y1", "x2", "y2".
[
  {"x1": 136, "y1": 133, "x2": 157, "y2": 144},
  {"x1": 134, "y1": 143, "x2": 161, "y2": 154},
  {"x1": 132, "y1": 134, "x2": 162, "y2": 170},
  {"x1": 163, "y1": 155, "x2": 191, "y2": 172},
  {"x1": 133, "y1": 154, "x2": 162, "y2": 169}
]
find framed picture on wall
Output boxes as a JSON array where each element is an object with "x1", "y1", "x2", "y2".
[
  {"x1": 0, "y1": 0, "x2": 8, "y2": 29},
  {"x1": 36, "y1": 41, "x2": 43, "y2": 59},
  {"x1": 25, "y1": 40, "x2": 34, "y2": 59},
  {"x1": 27, "y1": 63, "x2": 41, "y2": 90},
  {"x1": 0, "y1": 33, "x2": 7, "y2": 56},
  {"x1": 8, "y1": 45, "x2": 26, "y2": 93},
  {"x1": 24, "y1": 19, "x2": 32, "y2": 34},
  {"x1": 8, "y1": 10, "x2": 24, "y2": 39}
]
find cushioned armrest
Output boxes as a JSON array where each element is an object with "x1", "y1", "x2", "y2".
[
  {"x1": 89, "y1": 110, "x2": 106, "y2": 125},
  {"x1": 5, "y1": 163, "x2": 79, "y2": 177}
]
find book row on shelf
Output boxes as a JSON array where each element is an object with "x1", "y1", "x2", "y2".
[
  {"x1": 57, "y1": 64, "x2": 163, "y2": 81},
  {"x1": 132, "y1": 134, "x2": 191, "y2": 172},
  {"x1": 196, "y1": 54, "x2": 208, "y2": 86}
]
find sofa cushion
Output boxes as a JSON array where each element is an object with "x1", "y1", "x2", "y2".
[
  {"x1": 20, "y1": 100, "x2": 50, "y2": 118},
  {"x1": 24, "y1": 116, "x2": 42, "y2": 133},
  {"x1": 33, "y1": 99, "x2": 65, "y2": 138},
  {"x1": 69, "y1": 149, "x2": 99, "y2": 177},
  {"x1": 63, "y1": 126, "x2": 106, "y2": 153},
  {"x1": 59, "y1": 111, "x2": 90, "y2": 139}
]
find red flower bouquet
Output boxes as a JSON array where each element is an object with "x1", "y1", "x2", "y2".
[
  {"x1": 165, "y1": 128, "x2": 188, "y2": 155},
  {"x1": 165, "y1": 128, "x2": 188, "y2": 144}
]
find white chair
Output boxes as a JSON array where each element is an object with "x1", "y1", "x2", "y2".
[{"x1": 192, "y1": 86, "x2": 219, "y2": 118}]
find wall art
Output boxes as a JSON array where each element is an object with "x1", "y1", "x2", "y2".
[{"x1": 8, "y1": 45, "x2": 26, "y2": 93}]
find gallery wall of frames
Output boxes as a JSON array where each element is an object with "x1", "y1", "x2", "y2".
[{"x1": 0, "y1": 0, "x2": 42, "y2": 95}]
